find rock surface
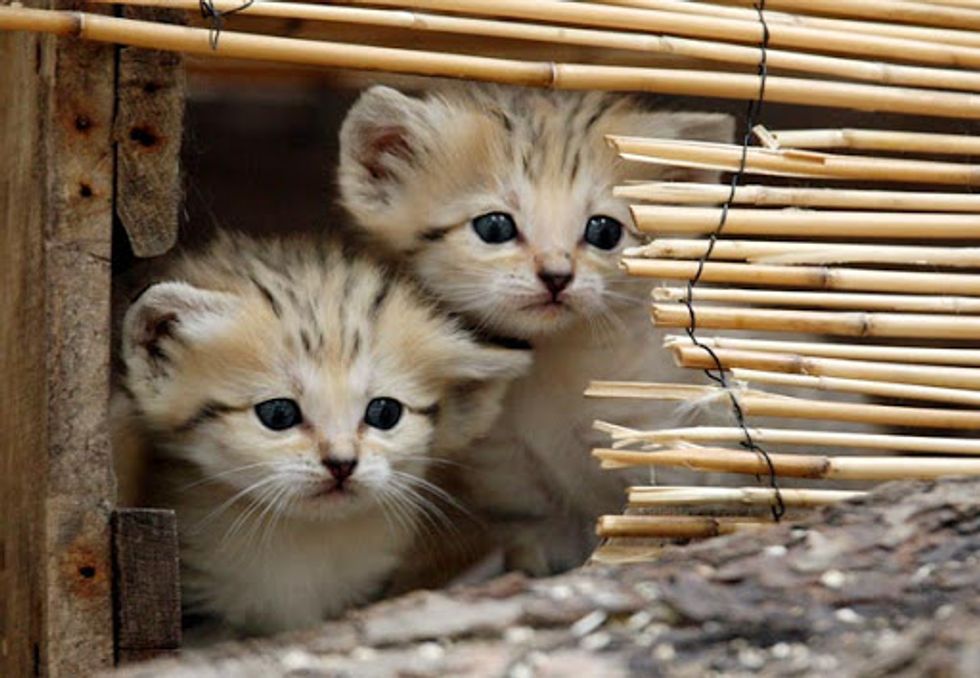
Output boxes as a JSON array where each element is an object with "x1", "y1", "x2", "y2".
[{"x1": 110, "y1": 478, "x2": 980, "y2": 677}]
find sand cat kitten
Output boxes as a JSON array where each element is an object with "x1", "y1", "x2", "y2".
[
  {"x1": 339, "y1": 85, "x2": 733, "y2": 575},
  {"x1": 113, "y1": 233, "x2": 530, "y2": 636}
]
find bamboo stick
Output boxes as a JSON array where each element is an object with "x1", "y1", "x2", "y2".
[
  {"x1": 597, "y1": 423, "x2": 980, "y2": 454},
  {"x1": 590, "y1": 373, "x2": 980, "y2": 407},
  {"x1": 604, "y1": 0, "x2": 980, "y2": 50},
  {"x1": 629, "y1": 240, "x2": 980, "y2": 267},
  {"x1": 654, "y1": 288, "x2": 980, "y2": 313},
  {"x1": 610, "y1": 137, "x2": 980, "y2": 184},
  {"x1": 731, "y1": 368, "x2": 980, "y2": 407},
  {"x1": 85, "y1": 0, "x2": 980, "y2": 92},
  {"x1": 6, "y1": 8, "x2": 980, "y2": 118},
  {"x1": 596, "y1": 514, "x2": 769, "y2": 539},
  {"x1": 664, "y1": 335, "x2": 980, "y2": 366},
  {"x1": 624, "y1": 260, "x2": 980, "y2": 296},
  {"x1": 616, "y1": 182, "x2": 980, "y2": 213},
  {"x1": 713, "y1": 0, "x2": 980, "y2": 31},
  {"x1": 627, "y1": 485, "x2": 865, "y2": 507},
  {"x1": 337, "y1": 0, "x2": 980, "y2": 68},
  {"x1": 590, "y1": 378, "x2": 980, "y2": 428},
  {"x1": 770, "y1": 128, "x2": 980, "y2": 155},
  {"x1": 671, "y1": 345, "x2": 980, "y2": 389},
  {"x1": 593, "y1": 446, "x2": 980, "y2": 479},
  {"x1": 652, "y1": 303, "x2": 980, "y2": 340}
]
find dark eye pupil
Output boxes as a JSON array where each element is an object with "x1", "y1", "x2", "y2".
[
  {"x1": 472, "y1": 212, "x2": 518, "y2": 244},
  {"x1": 255, "y1": 398, "x2": 302, "y2": 431},
  {"x1": 584, "y1": 215, "x2": 623, "y2": 250},
  {"x1": 364, "y1": 397, "x2": 403, "y2": 430}
]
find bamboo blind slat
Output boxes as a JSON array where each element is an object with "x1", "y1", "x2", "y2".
[{"x1": 616, "y1": 182, "x2": 980, "y2": 212}]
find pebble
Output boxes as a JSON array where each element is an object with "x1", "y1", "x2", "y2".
[{"x1": 820, "y1": 569, "x2": 847, "y2": 589}]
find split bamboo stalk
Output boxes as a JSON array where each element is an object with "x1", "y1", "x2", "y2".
[
  {"x1": 338, "y1": 0, "x2": 980, "y2": 68},
  {"x1": 671, "y1": 346, "x2": 980, "y2": 389},
  {"x1": 6, "y1": 8, "x2": 980, "y2": 118},
  {"x1": 610, "y1": 137, "x2": 980, "y2": 184},
  {"x1": 624, "y1": 260, "x2": 980, "y2": 296},
  {"x1": 664, "y1": 335, "x2": 980, "y2": 366},
  {"x1": 627, "y1": 485, "x2": 865, "y2": 507},
  {"x1": 593, "y1": 446, "x2": 980, "y2": 479},
  {"x1": 769, "y1": 128, "x2": 980, "y2": 155},
  {"x1": 652, "y1": 304, "x2": 980, "y2": 340},
  {"x1": 590, "y1": 380, "x2": 980, "y2": 428},
  {"x1": 731, "y1": 368, "x2": 980, "y2": 407},
  {"x1": 604, "y1": 0, "x2": 980, "y2": 50},
  {"x1": 713, "y1": 0, "x2": 980, "y2": 31},
  {"x1": 597, "y1": 424, "x2": 980, "y2": 454},
  {"x1": 615, "y1": 182, "x2": 980, "y2": 212},
  {"x1": 596, "y1": 514, "x2": 769, "y2": 539},
  {"x1": 630, "y1": 240, "x2": 980, "y2": 267},
  {"x1": 589, "y1": 373, "x2": 980, "y2": 407},
  {"x1": 85, "y1": 0, "x2": 980, "y2": 91},
  {"x1": 654, "y1": 289, "x2": 980, "y2": 314}
]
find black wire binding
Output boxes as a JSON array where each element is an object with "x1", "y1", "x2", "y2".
[
  {"x1": 199, "y1": 0, "x2": 254, "y2": 50},
  {"x1": 680, "y1": 0, "x2": 786, "y2": 521}
]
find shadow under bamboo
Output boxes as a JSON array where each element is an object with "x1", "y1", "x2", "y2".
[
  {"x1": 652, "y1": 303, "x2": 980, "y2": 340},
  {"x1": 664, "y1": 335, "x2": 980, "y2": 366},
  {"x1": 596, "y1": 514, "x2": 769, "y2": 539},
  {"x1": 671, "y1": 345, "x2": 980, "y2": 389},
  {"x1": 624, "y1": 260, "x2": 980, "y2": 295},
  {"x1": 593, "y1": 446, "x2": 980, "y2": 479},
  {"x1": 5, "y1": 7, "x2": 980, "y2": 117},
  {"x1": 770, "y1": 128, "x2": 980, "y2": 155},
  {"x1": 615, "y1": 182, "x2": 980, "y2": 212},
  {"x1": 611, "y1": 137, "x2": 980, "y2": 184},
  {"x1": 630, "y1": 240, "x2": 980, "y2": 267}
]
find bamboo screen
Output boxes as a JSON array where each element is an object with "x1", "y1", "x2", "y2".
[{"x1": 4, "y1": 0, "x2": 980, "y2": 554}]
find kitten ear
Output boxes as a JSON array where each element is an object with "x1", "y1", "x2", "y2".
[
  {"x1": 613, "y1": 111, "x2": 735, "y2": 184},
  {"x1": 433, "y1": 339, "x2": 532, "y2": 451},
  {"x1": 339, "y1": 86, "x2": 429, "y2": 207},
  {"x1": 122, "y1": 282, "x2": 240, "y2": 370}
]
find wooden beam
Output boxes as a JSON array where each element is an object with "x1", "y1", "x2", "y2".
[{"x1": 1, "y1": 1, "x2": 116, "y2": 673}]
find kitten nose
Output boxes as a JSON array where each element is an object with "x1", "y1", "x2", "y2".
[
  {"x1": 538, "y1": 270, "x2": 573, "y2": 297},
  {"x1": 323, "y1": 457, "x2": 357, "y2": 482}
]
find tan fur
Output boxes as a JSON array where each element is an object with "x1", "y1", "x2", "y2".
[
  {"x1": 339, "y1": 85, "x2": 734, "y2": 575},
  {"x1": 113, "y1": 232, "x2": 529, "y2": 637}
]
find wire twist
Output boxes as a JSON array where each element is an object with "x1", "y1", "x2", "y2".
[
  {"x1": 680, "y1": 0, "x2": 785, "y2": 521},
  {"x1": 199, "y1": 0, "x2": 254, "y2": 50}
]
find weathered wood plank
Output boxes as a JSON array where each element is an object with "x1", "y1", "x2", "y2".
[
  {"x1": 42, "y1": 0, "x2": 118, "y2": 668},
  {"x1": 112, "y1": 509, "x2": 181, "y2": 664},
  {"x1": 0, "y1": 15, "x2": 48, "y2": 678},
  {"x1": 115, "y1": 6, "x2": 185, "y2": 258},
  {"x1": 1, "y1": 1, "x2": 117, "y2": 674}
]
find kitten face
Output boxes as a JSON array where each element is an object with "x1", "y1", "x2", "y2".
[
  {"x1": 339, "y1": 86, "x2": 733, "y2": 339},
  {"x1": 121, "y1": 235, "x2": 529, "y2": 522}
]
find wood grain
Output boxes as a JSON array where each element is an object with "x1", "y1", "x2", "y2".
[{"x1": 112, "y1": 510, "x2": 181, "y2": 664}]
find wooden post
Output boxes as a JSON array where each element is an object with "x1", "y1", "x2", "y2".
[{"x1": 0, "y1": 0, "x2": 182, "y2": 677}]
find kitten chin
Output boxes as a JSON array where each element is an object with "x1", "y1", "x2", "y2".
[
  {"x1": 113, "y1": 231, "x2": 530, "y2": 637},
  {"x1": 338, "y1": 85, "x2": 735, "y2": 576}
]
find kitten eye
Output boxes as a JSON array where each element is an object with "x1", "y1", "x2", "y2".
[
  {"x1": 255, "y1": 398, "x2": 303, "y2": 431},
  {"x1": 584, "y1": 215, "x2": 624, "y2": 250},
  {"x1": 364, "y1": 397, "x2": 403, "y2": 430},
  {"x1": 472, "y1": 212, "x2": 518, "y2": 244}
]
